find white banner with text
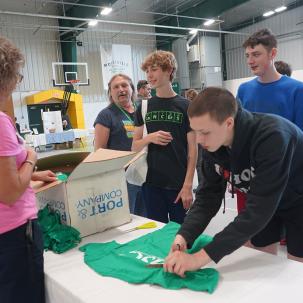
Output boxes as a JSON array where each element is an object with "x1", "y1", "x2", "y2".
[{"x1": 100, "y1": 44, "x2": 134, "y2": 90}]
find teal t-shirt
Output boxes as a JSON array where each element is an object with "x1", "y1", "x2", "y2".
[{"x1": 79, "y1": 222, "x2": 219, "y2": 293}]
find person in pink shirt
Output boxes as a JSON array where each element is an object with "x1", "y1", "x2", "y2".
[{"x1": 0, "y1": 36, "x2": 56, "y2": 303}]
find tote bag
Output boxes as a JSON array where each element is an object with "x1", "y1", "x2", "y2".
[{"x1": 125, "y1": 99, "x2": 148, "y2": 186}]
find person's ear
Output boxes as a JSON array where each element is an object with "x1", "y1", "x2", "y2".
[
  {"x1": 166, "y1": 67, "x2": 173, "y2": 81},
  {"x1": 270, "y1": 48, "x2": 277, "y2": 60},
  {"x1": 226, "y1": 117, "x2": 234, "y2": 130}
]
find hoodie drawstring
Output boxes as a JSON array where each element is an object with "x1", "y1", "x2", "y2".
[
  {"x1": 231, "y1": 171, "x2": 235, "y2": 199},
  {"x1": 222, "y1": 177, "x2": 226, "y2": 214},
  {"x1": 222, "y1": 170, "x2": 235, "y2": 214}
]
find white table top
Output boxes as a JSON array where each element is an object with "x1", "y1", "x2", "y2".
[{"x1": 44, "y1": 215, "x2": 303, "y2": 303}]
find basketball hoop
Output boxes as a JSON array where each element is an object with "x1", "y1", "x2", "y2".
[{"x1": 67, "y1": 79, "x2": 81, "y2": 93}]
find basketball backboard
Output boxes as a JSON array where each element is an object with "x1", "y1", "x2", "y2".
[{"x1": 52, "y1": 62, "x2": 89, "y2": 87}]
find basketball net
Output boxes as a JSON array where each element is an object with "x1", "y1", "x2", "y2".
[{"x1": 67, "y1": 79, "x2": 80, "y2": 93}]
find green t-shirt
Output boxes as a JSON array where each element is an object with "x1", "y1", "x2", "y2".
[{"x1": 79, "y1": 222, "x2": 219, "y2": 293}]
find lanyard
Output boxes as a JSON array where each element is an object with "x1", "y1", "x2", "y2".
[{"x1": 115, "y1": 103, "x2": 136, "y2": 124}]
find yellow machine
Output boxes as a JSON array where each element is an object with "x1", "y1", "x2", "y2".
[{"x1": 25, "y1": 89, "x2": 85, "y2": 129}]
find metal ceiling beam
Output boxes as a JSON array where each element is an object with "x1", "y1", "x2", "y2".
[
  {"x1": 1, "y1": 21, "x2": 186, "y2": 39},
  {"x1": 0, "y1": 10, "x2": 247, "y2": 36},
  {"x1": 34, "y1": 0, "x2": 111, "y2": 10},
  {"x1": 224, "y1": 0, "x2": 303, "y2": 31},
  {"x1": 57, "y1": 1, "x2": 117, "y2": 66},
  {"x1": 59, "y1": 0, "x2": 116, "y2": 40},
  {"x1": 155, "y1": 0, "x2": 251, "y2": 47},
  {"x1": 156, "y1": 0, "x2": 251, "y2": 27},
  {"x1": 137, "y1": 10, "x2": 223, "y2": 24}
]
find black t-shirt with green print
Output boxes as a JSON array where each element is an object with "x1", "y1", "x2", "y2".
[{"x1": 134, "y1": 95, "x2": 191, "y2": 190}]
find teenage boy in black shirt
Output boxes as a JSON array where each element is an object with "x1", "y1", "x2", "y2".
[{"x1": 132, "y1": 50, "x2": 197, "y2": 224}]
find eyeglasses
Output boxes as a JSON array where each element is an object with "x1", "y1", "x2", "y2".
[{"x1": 17, "y1": 73, "x2": 23, "y2": 83}]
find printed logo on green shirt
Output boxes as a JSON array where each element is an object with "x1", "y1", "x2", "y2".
[
  {"x1": 129, "y1": 250, "x2": 164, "y2": 265},
  {"x1": 145, "y1": 111, "x2": 183, "y2": 124}
]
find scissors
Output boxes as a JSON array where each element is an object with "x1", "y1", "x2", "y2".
[
  {"x1": 145, "y1": 244, "x2": 181, "y2": 268},
  {"x1": 145, "y1": 263, "x2": 164, "y2": 268}
]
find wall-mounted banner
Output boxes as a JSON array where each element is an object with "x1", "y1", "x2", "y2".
[{"x1": 100, "y1": 44, "x2": 134, "y2": 90}]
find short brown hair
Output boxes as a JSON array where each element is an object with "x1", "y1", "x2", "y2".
[
  {"x1": 137, "y1": 80, "x2": 148, "y2": 91},
  {"x1": 188, "y1": 87, "x2": 238, "y2": 124},
  {"x1": 274, "y1": 60, "x2": 292, "y2": 76},
  {"x1": 0, "y1": 36, "x2": 24, "y2": 94},
  {"x1": 107, "y1": 73, "x2": 135, "y2": 103},
  {"x1": 242, "y1": 28, "x2": 277, "y2": 51},
  {"x1": 186, "y1": 88, "x2": 198, "y2": 101},
  {"x1": 141, "y1": 50, "x2": 177, "y2": 82}
]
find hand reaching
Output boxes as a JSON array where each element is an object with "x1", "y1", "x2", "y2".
[
  {"x1": 164, "y1": 248, "x2": 211, "y2": 278},
  {"x1": 32, "y1": 170, "x2": 57, "y2": 182},
  {"x1": 175, "y1": 185, "x2": 193, "y2": 209},
  {"x1": 170, "y1": 234, "x2": 187, "y2": 253}
]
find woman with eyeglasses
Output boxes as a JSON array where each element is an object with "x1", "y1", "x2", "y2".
[{"x1": 0, "y1": 36, "x2": 57, "y2": 303}]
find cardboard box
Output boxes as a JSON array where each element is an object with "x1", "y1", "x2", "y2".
[{"x1": 33, "y1": 149, "x2": 136, "y2": 237}]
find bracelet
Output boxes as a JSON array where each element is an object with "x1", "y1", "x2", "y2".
[
  {"x1": 24, "y1": 160, "x2": 35, "y2": 166},
  {"x1": 24, "y1": 160, "x2": 38, "y2": 172}
]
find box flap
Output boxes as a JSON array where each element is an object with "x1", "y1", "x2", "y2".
[
  {"x1": 31, "y1": 180, "x2": 62, "y2": 194},
  {"x1": 68, "y1": 148, "x2": 137, "y2": 181},
  {"x1": 83, "y1": 148, "x2": 136, "y2": 163},
  {"x1": 123, "y1": 149, "x2": 146, "y2": 168},
  {"x1": 36, "y1": 151, "x2": 89, "y2": 173}
]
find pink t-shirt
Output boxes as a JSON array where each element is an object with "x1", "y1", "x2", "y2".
[{"x1": 0, "y1": 112, "x2": 37, "y2": 234}]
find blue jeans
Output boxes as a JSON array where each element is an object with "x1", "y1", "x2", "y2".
[
  {"x1": 127, "y1": 183, "x2": 146, "y2": 217},
  {"x1": 0, "y1": 220, "x2": 45, "y2": 303},
  {"x1": 142, "y1": 184, "x2": 186, "y2": 224}
]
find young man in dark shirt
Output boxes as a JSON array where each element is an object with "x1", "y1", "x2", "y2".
[
  {"x1": 135, "y1": 80, "x2": 151, "y2": 106},
  {"x1": 164, "y1": 87, "x2": 303, "y2": 277},
  {"x1": 132, "y1": 50, "x2": 197, "y2": 224}
]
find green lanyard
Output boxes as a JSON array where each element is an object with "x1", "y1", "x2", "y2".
[{"x1": 115, "y1": 102, "x2": 136, "y2": 124}]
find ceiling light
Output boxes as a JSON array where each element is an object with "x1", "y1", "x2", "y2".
[
  {"x1": 204, "y1": 19, "x2": 215, "y2": 26},
  {"x1": 189, "y1": 29, "x2": 198, "y2": 35},
  {"x1": 263, "y1": 10, "x2": 275, "y2": 17},
  {"x1": 100, "y1": 7, "x2": 112, "y2": 16},
  {"x1": 275, "y1": 6, "x2": 287, "y2": 13},
  {"x1": 88, "y1": 20, "x2": 98, "y2": 26}
]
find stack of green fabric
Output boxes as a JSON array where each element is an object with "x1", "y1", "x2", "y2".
[{"x1": 38, "y1": 206, "x2": 81, "y2": 253}]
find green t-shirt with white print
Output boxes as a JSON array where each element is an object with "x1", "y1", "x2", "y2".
[{"x1": 79, "y1": 222, "x2": 219, "y2": 293}]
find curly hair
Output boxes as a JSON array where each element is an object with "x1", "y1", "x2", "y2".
[
  {"x1": 186, "y1": 88, "x2": 198, "y2": 101},
  {"x1": 0, "y1": 36, "x2": 24, "y2": 94},
  {"x1": 141, "y1": 50, "x2": 177, "y2": 82}
]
